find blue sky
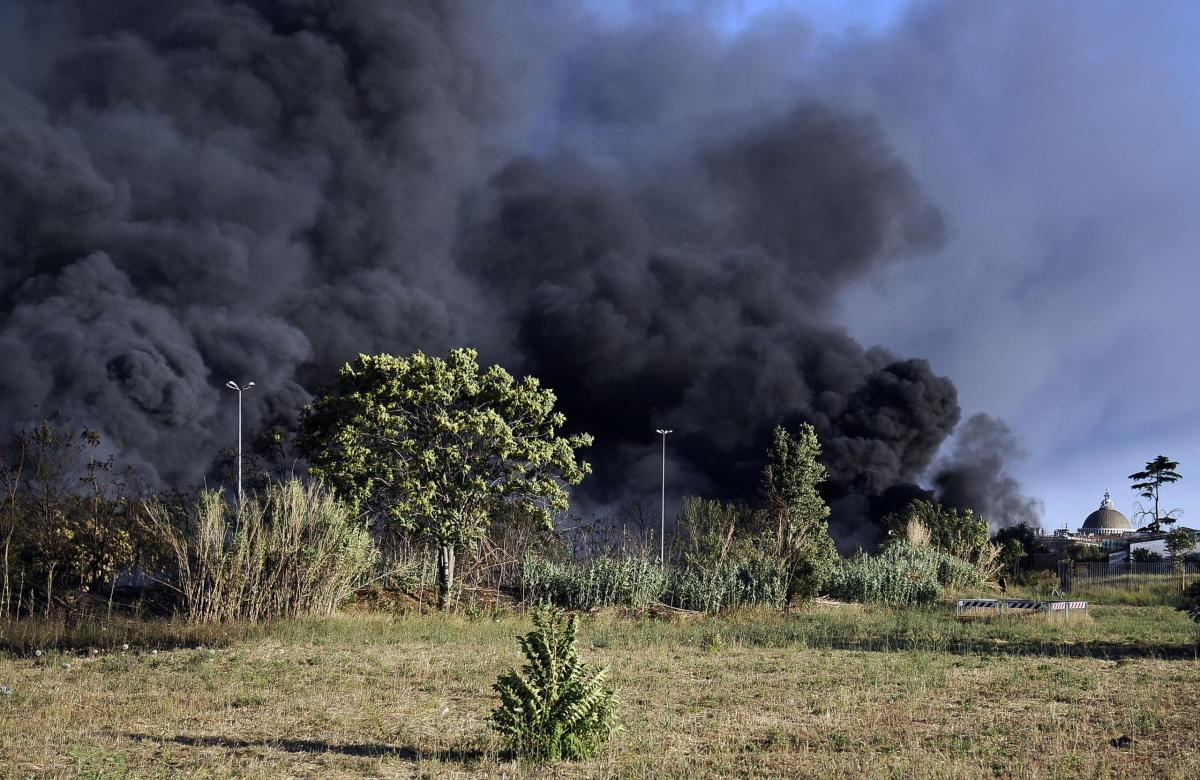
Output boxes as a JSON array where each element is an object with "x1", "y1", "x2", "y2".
[
  {"x1": 825, "y1": 2, "x2": 1200, "y2": 530},
  {"x1": 587, "y1": 0, "x2": 908, "y2": 34}
]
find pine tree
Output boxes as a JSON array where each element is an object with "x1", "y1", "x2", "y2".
[{"x1": 1129, "y1": 455, "x2": 1183, "y2": 532}]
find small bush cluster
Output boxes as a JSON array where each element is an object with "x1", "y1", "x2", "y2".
[
  {"x1": 520, "y1": 555, "x2": 666, "y2": 610},
  {"x1": 1180, "y1": 580, "x2": 1200, "y2": 624},
  {"x1": 826, "y1": 541, "x2": 984, "y2": 606},
  {"x1": 491, "y1": 606, "x2": 620, "y2": 761},
  {"x1": 664, "y1": 555, "x2": 787, "y2": 612},
  {"x1": 1021, "y1": 569, "x2": 1062, "y2": 599},
  {"x1": 520, "y1": 553, "x2": 788, "y2": 613},
  {"x1": 144, "y1": 479, "x2": 376, "y2": 622},
  {"x1": 886, "y1": 500, "x2": 1001, "y2": 580},
  {"x1": 1, "y1": 422, "x2": 143, "y2": 617}
]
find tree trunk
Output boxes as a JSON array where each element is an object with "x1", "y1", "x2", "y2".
[
  {"x1": 436, "y1": 544, "x2": 456, "y2": 610},
  {"x1": 1, "y1": 532, "x2": 10, "y2": 619},
  {"x1": 45, "y1": 563, "x2": 55, "y2": 618}
]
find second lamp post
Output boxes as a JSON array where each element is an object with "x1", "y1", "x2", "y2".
[
  {"x1": 655, "y1": 428, "x2": 673, "y2": 564},
  {"x1": 225, "y1": 380, "x2": 255, "y2": 508}
]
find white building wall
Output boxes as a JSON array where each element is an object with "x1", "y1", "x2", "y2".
[{"x1": 1129, "y1": 533, "x2": 1200, "y2": 557}]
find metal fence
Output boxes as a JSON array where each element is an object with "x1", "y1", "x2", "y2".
[{"x1": 1058, "y1": 560, "x2": 1200, "y2": 592}]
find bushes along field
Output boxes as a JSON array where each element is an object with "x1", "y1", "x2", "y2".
[
  {"x1": 143, "y1": 479, "x2": 376, "y2": 622},
  {"x1": 826, "y1": 541, "x2": 985, "y2": 606}
]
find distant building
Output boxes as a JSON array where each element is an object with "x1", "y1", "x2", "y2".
[
  {"x1": 1033, "y1": 492, "x2": 1137, "y2": 563},
  {"x1": 1033, "y1": 491, "x2": 1198, "y2": 565},
  {"x1": 1079, "y1": 492, "x2": 1132, "y2": 535},
  {"x1": 1128, "y1": 532, "x2": 1200, "y2": 559}
]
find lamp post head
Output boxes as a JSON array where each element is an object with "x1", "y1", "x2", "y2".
[
  {"x1": 225, "y1": 381, "x2": 239, "y2": 390},
  {"x1": 655, "y1": 429, "x2": 673, "y2": 435},
  {"x1": 245, "y1": 381, "x2": 255, "y2": 390}
]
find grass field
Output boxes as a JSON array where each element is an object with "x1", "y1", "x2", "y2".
[{"x1": 2, "y1": 603, "x2": 1198, "y2": 778}]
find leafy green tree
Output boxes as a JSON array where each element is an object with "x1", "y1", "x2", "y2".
[
  {"x1": 992, "y1": 522, "x2": 1043, "y2": 575},
  {"x1": 997, "y1": 538, "x2": 1026, "y2": 575},
  {"x1": 992, "y1": 522, "x2": 1039, "y2": 556},
  {"x1": 1, "y1": 420, "x2": 138, "y2": 616},
  {"x1": 298, "y1": 348, "x2": 591, "y2": 608},
  {"x1": 1164, "y1": 527, "x2": 1197, "y2": 572},
  {"x1": 759, "y1": 424, "x2": 838, "y2": 602},
  {"x1": 1129, "y1": 455, "x2": 1183, "y2": 531},
  {"x1": 1130, "y1": 547, "x2": 1163, "y2": 563}
]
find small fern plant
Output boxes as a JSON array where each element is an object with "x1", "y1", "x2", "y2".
[{"x1": 490, "y1": 606, "x2": 621, "y2": 761}]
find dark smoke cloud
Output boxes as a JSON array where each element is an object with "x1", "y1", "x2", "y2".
[
  {"x1": 0, "y1": 0, "x2": 1038, "y2": 539},
  {"x1": 932, "y1": 414, "x2": 1044, "y2": 529}
]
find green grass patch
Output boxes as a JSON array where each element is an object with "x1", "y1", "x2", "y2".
[{"x1": 1, "y1": 603, "x2": 1196, "y2": 778}]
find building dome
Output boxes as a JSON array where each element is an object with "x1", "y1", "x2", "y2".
[{"x1": 1081, "y1": 491, "x2": 1132, "y2": 534}]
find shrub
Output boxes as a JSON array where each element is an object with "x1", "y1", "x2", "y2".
[
  {"x1": 1180, "y1": 580, "x2": 1200, "y2": 624},
  {"x1": 520, "y1": 555, "x2": 666, "y2": 610},
  {"x1": 1020, "y1": 569, "x2": 1061, "y2": 598},
  {"x1": 143, "y1": 479, "x2": 376, "y2": 622},
  {"x1": 827, "y1": 541, "x2": 984, "y2": 606},
  {"x1": 491, "y1": 606, "x2": 620, "y2": 761},
  {"x1": 673, "y1": 497, "x2": 748, "y2": 568},
  {"x1": 886, "y1": 500, "x2": 1001, "y2": 579},
  {"x1": 1, "y1": 421, "x2": 140, "y2": 616},
  {"x1": 664, "y1": 554, "x2": 787, "y2": 612},
  {"x1": 519, "y1": 552, "x2": 790, "y2": 613}
]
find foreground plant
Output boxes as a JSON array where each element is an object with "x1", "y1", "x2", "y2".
[{"x1": 490, "y1": 606, "x2": 620, "y2": 762}]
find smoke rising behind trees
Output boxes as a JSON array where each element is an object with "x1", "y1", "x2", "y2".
[{"x1": 0, "y1": 0, "x2": 1040, "y2": 544}]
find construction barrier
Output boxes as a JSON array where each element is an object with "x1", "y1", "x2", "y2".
[{"x1": 955, "y1": 598, "x2": 1088, "y2": 618}]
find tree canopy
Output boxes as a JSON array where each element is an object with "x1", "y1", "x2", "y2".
[
  {"x1": 991, "y1": 521, "x2": 1041, "y2": 575},
  {"x1": 298, "y1": 348, "x2": 591, "y2": 606},
  {"x1": 759, "y1": 424, "x2": 838, "y2": 601},
  {"x1": 1164, "y1": 527, "x2": 1197, "y2": 571},
  {"x1": 1129, "y1": 455, "x2": 1183, "y2": 531}
]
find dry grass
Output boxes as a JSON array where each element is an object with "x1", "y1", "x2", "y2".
[{"x1": 1, "y1": 604, "x2": 1198, "y2": 778}]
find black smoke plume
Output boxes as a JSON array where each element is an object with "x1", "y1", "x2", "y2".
[
  {"x1": 932, "y1": 414, "x2": 1044, "y2": 529},
  {"x1": 0, "y1": 1, "x2": 1039, "y2": 541}
]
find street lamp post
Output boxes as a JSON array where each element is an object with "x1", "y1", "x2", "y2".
[
  {"x1": 225, "y1": 380, "x2": 255, "y2": 508},
  {"x1": 655, "y1": 429, "x2": 673, "y2": 564}
]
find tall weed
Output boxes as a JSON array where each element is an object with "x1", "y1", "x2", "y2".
[
  {"x1": 665, "y1": 556, "x2": 787, "y2": 612},
  {"x1": 520, "y1": 555, "x2": 666, "y2": 610},
  {"x1": 143, "y1": 480, "x2": 376, "y2": 622},
  {"x1": 520, "y1": 553, "x2": 787, "y2": 612}
]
